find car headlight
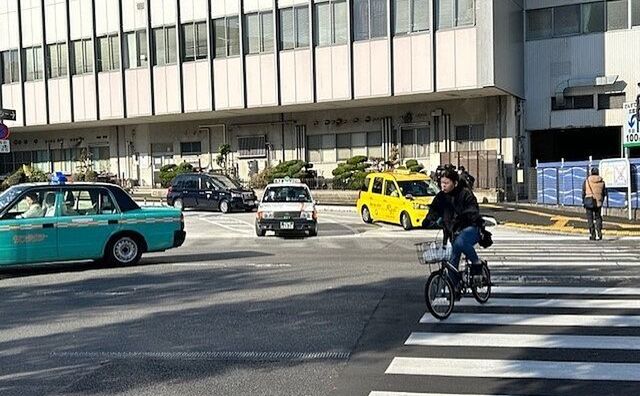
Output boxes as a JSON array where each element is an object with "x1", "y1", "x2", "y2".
[
  {"x1": 412, "y1": 203, "x2": 429, "y2": 210},
  {"x1": 231, "y1": 192, "x2": 242, "y2": 198},
  {"x1": 301, "y1": 211, "x2": 316, "y2": 220},
  {"x1": 259, "y1": 211, "x2": 274, "y2": 219}
]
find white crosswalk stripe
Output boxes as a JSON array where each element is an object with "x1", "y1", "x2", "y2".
[{"x1": 369, "y1": 240, "x2": 640, "y2": 396}]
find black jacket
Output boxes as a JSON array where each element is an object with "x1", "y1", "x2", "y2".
[{"x1": 426, "y1": 186, "x2": 483, "y2": 240}]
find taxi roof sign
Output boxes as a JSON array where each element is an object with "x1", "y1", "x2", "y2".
[
  {"x1": 273, "y1": 177, "x2": 302, "y2": 184},
  {"x1": 51, "y1": 172, "x2": 67, "y2": 184}
]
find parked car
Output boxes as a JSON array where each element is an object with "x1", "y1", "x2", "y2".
[
  {"x1": 166, "y1": 173, "x2": 258, "y2": 213},
  {"x1": 0, "y1": 177, "x2": 185, "y2": 267},
  {"x1": 255, "y1": 178, "x2": 318, "y2": 237},
  {"x1": 356, "y1": 170, "x2": 438, "y2": 230}
]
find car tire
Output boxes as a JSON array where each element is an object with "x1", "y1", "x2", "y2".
[
  {"x1": 308, "y1": 226, "x2": 318, "y2": 237},
  {"x1": 255, "y1": 223, "x2": 266, "y2": 237},
  {"x1": 173, "y1": 198, "x2": 184, "y2": 211},
  {"x1": 401, "y1": 212, "x2": 413, "y2": 231},
  {"x1": 106, "y1": 235, "x2": 143, "y2": 266},
  {"x1": 219, "y1": 199, "x2": 230, "y2": 214},
  {"x1": 361, "y1": 206, "x2": 373, "y2": 224}
]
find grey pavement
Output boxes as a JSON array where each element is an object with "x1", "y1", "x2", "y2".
[{"x1": 1, "y1": 210, "x2": 640, "y2": 395}]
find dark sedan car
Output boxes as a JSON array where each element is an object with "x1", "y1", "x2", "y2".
[{"x1": 166, "y1": 173, "x2": 258, "y2": 213}]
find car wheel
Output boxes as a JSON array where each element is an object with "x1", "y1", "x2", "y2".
[
  {"x1": 401, "y1": 212, "x2": 413, "y2": 231},
  {"x1": 219, "y1": 199, "x2": 230, "y2": 214},
  {"x1": 361, "y1": 206, "x2": 373, "y2": 224},
  {"x1": 107, "y1": 235, "x2": 142, "y2": 266},
  {"x1": 173, "y1": 198, "x2": 184, "y2": 211},
  {"x1": 308, "y1": 225, "x2": 318, "y2": 237}
]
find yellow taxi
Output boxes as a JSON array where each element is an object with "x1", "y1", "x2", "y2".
[{"x1": 356, "y1": 170, "x2": 439, "y2": 230}]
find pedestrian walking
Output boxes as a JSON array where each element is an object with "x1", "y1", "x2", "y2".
[{"x1": 582, "y1": 167, "x2": 607, "y2": 241}]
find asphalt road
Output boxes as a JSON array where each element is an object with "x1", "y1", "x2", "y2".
[{"x1": 2, "y1": 209, "x2": 640, "y2": 396}]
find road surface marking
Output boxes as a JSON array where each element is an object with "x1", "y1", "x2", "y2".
[
  {"x1": 419, "y1": 313, "x2": 640, "y2": 327},
  {"x1": 493, "y1": 286, "x2": 640, "y2": 295},
  {"x1": 457, "y1": 298, "x2": 640, "y2": 309}
]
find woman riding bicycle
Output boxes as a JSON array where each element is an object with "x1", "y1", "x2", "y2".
[{"x1": 425, "y1": 168, "x2": 485, "y2": 292}]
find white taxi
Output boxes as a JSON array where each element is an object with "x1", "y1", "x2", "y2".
[{"x1": 255, "y1": 178, "x2": 318, "y2": 237}]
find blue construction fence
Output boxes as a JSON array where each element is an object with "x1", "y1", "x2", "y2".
[{"x1": 537, "y1": 159, "x2": 640, "y2": 209}]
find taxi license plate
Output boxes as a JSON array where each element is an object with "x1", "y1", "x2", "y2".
[{"x1": 280, "y1": 222, "x2": 294, "y2": 230}]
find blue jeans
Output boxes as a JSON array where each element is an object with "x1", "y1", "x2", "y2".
[{"x1": 449, "y1": 226, "x2": 481, "y2": 270}]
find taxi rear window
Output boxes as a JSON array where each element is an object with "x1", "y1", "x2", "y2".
[
  {"x1": 108, "y1": 187, "x2": 140, "y2": 212},
  {"x1": 263, "y1": 186, "x2": 311, "y2": 203}
]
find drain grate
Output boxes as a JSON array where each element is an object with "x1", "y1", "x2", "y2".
[{"x1": 50, "y1": 351, "x2": 350, "y2": 362}]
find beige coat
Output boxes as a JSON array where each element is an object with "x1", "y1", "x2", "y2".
[{"x1": 584, "y1": 175, "x2": 606, "y2": 208}]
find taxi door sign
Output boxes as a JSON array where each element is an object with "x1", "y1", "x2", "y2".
[{"x1": 623, "y1": 102, "x2": 639, "y2": 148}]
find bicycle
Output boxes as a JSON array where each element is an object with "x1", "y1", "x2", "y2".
[{"x1": 416, "y1": 238, "x2": 492, "y2": 320}]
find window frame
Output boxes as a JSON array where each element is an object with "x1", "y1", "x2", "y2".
[
  {"x1": 23, "y1": 46, "x2": 44, "y2": 82},
  {"x1": 97, "y1": 33, "x2": 120, "y2": 72},
  {"x1": 46, "y1": 42, "x2": 68, "y2": 79},
  {"x1": 181, "y1": 20, "x2": 209, "y2": 62},
  {"x1": 123, "y1": 29, "x2": 148, "y2": 69},
  {"x1": 394, "y1": 0, "x2": 431, "y2": 36},
  {"x1": 551, "y1": 95, "x2": 595, "y2": 111},
  {"x1": 153, "y1": 25, "x2": 178, "y2": 66},
  {"x1": 60, "y1": 187, "x2": 121, "y2": 217},
  {"x1": 180, "y1": 141, "x2": 203, "y2": 156},
  {"x1": 213, "y1": 16, "x2": 241, "y2": 58},
  {"x1": 1, "y1": 49, "x2": 20, "y2": 84},
  {"x1": 71, "y1": 38, "x2": 94, "y2": 75},
  {"x1": 279, "y1": 5, "x2": 310, "y2": 50},
  {"x1": 244, "y1": 11, "x2": 274, "y2": 54},
  {"x1": 353, "y1": 0, "x2": 389, "y2": 41},
  {"x1": 238, "y1": 135, "x2": 267, "y2": 158},
  {"x1": 597, "y1": 92, "x2": 626, "y2": 110},
  {"x1": 436, "y1": 0, "x2": 476, "y2": 31},
  {"x1": 453, "y1": 124, "x2": 485, "y2": 151},
  {"x1": 315, "y1": 0, "x2": 348, "y2": 47}
]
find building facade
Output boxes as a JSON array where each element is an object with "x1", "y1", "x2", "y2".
[{"x1": 1, "y1": 0, "x2": 525, "y2": 193}]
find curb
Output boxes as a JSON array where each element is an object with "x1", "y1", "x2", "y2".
[{"x1": 503, "y1": 222, "x2": 640, "y2": 237}]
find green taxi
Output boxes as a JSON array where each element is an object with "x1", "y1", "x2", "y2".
[{"x1": 0, "y1": 177, "x2": 185, "y2": 267}]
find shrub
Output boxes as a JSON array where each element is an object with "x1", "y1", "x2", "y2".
[
  {"x1": 1, "y1": 165, "x2": 49, "y2": 190},
  {"x1": 405, "y1": 159, "x2": 424, "y2": 173},
  {"x1": 332, "y1": 156, "x2": 371, "y2": 190},
  {"x1": 159, "y1": 162, "x2": 194, "y2": 188}
]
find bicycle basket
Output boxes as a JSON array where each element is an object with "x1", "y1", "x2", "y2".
[{"x1": 416, "y1": 241, "x2": 452, "y2": 265}]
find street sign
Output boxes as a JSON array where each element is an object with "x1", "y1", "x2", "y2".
[
  {"x1": 0, "y1": 108, "x2": 16, "y2": 121},
  {"x1": 600, "y1": 158, "x2": 630, "y2": 188},
  {"x1": 0, "y1": 139, "x2": 9, "y2": 154},
  {"x1": 0, "y1": 123, "x2": 9, "y2": 140},
  {"x1": 623, "y1": 102, "x2": 639, "y2": 148}
]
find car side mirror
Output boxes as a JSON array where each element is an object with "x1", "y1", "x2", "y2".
[{"x1": 405, "y1": 194, "x2": 414, "y2": 200}]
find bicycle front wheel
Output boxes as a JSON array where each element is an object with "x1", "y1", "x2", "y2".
[
  {"x1": 472, "y1": 264, "x2": 491, "y2": 304},
  {"x1": 425, "y1": 271, "x2": 455, "y2": 320}
]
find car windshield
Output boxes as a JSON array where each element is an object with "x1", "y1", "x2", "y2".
[
  {"x1": 263, "y1": 186, "x2": 312, "y2": 203},
  {"x1": 211, "y1": 175, "x2": 242, "y2": 190},
  {"x1": 0, "y1": 185, "x2": 26, "y2": 211},
  {"x1": 397, "y1": 180, "x2": 439, "y2": 197}
]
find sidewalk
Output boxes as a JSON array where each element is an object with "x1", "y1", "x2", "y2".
[{"x1": 483, "y1": 203, "x2": 640, "y2": 237}]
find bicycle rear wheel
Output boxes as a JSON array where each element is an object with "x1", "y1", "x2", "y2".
[
  {"x1": 425, "y1": 271, "x2": 455, "y2": 320},
  {"x1": 471, "y1": 264, "x2": 491, "y2": 304}
]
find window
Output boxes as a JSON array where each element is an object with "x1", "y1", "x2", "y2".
[
  {"x1": 394, "y1": 0, "x2": 430, "y2": 35},
  {"x1": 124, "y1": 30, "x2": 148, "y2": 69},
  {"x1": 634, "y1": 0, "x2": 640, "y2": 27},
  {"x1": 180, "y1": 141, "x2": 202, "y2": 155},
  {"x1": 1, "y1": 49, "x2": 19, "y2": 84},
  {"x1": 97, "y1": 34, "x2": 120, "y2": 72},
  {"x1": 400, "y1": 127, "x2": 429, "y2": 158},
  {"x1": 367, "y1": 131, "x2": 382, "y2": 158},
  {"x1": 153, "y1": 26, "x2": 177, "y2": 65},
  {"x1": 455, "y1": 124, "x2": 484, "y2": 151},
  {"x1": 245, "y1": 12, "x2": 274, "y2": 54},
  {"x1": 280, "y1": 6, "x2": 310, "y2": 50},
  {"x1": 90, "y1": 146, "x2": 110, "y2": 173},
  {"x1": 238, "y1": 135, "x2": 266, "y2": 158},
  {"x1": 597, "y1": 93, "x2": 626, "y2": 109},
  {"x1": 315, "y1": 0, "x2": 348, "y2": 46},
  {"x1": 307, "y1": 134, "x2": 335, "y2": 163},
  {"x1": 384, "y1": 180, "x2": 398, "y2": 196},
  {"x1": 526, "y1": 8, "x2": 552, "y2": 40},
  {"x1": 182, "y1": 21, "x2": 208, "y2": 62},
  {"x1": 23, "y1": 47, "x2": 44, "y2": 81},
  {"x1": 353, "y1": 0, "x2": 387, "y2": 41},
  {"x1": 47, "y1": 42, "x2": 68, "y2": 78},
  {"x1": 371, "y1": 177, "x2": 384, "y2": 194},
  {"x1": 61, "y1": 189, "x2": 118, "y2": 217},
  {"x1": 554, "y1": 5, "x2": 580, "y2": 36},
  {"x1": 606, "y1": 0, "x2": 628, "y2": 31},
  {"x1": 582, "y1": 2, "x2": 605, "y2": 33},
  {"x1": 436, "y1": 0, "x2": 475, "y2": 30},
  {"x1": 551, "y1": 95, "x2": 594, "y2": 110},
  {"x1": 336, "y1": 133, "x2": 351, "y2": 161},
  {"x1": 72, "y1": 39, "x2": 93, "y2": 75},
  {"x1": 214, "y1": 16, "x2": 240, "y2": 58},
  {"x1": 361, "y1": 176, "x2": 371, "y2": 192}
]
